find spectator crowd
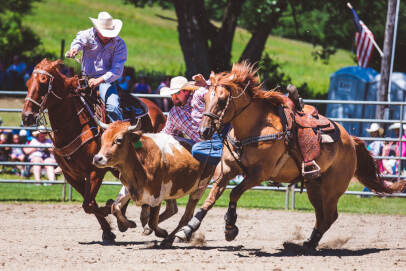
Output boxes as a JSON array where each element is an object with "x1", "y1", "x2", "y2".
[{"x1": 0, "y1": 122, "x2": 58, "y2": 185}]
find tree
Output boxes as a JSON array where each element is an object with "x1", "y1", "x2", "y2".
[
  {"x1": 126, "y1": 0, "x2": 288, "y2": 78},
  {"x1": 0, "y1": 0, "x2": 42, "y2": 65}
]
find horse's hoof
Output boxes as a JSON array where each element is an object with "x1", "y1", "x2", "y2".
[
  {"x1": 117, "y1": 221, "x2": 129, "y2": 233},
  {"x1": 224, "y1": 225, "x2": 239, "y2": 241},
  {"x1": 155, "y1": 228, "x2": 168, "y2": 239},
  {"x1": 143, "y1": 226, "x2": 153, "y2": 236},
  {"x1": 160, "y1": 237, "x2": 174, "y2": 248},
  {"x1": 302, "y1": 240, "x2": 317, "y2": 251},
  {"x1": 175, "y1": 225, "x2": 193, "y2": 242},
  {"x1": 102, "y1": 231, "x2": 116, "y2": 245}
]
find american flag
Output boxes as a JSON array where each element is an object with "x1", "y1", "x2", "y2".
[{"x1": 350, "y1": 7, "x2": 375, "y2": 68}]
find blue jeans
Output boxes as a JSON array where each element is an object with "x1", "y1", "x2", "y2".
[
  {"x1": 99, "y1": 82, "x2": 123, "y2": 122},
  {"x1": 192, "y1": 133, "x2": 224, "y2": 165}
]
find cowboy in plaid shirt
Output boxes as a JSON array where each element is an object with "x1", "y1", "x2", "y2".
[{"x1": 161, "y1": 77, "x2": 207, "y2": 143}]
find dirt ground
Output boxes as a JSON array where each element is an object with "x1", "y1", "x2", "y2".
[{"x1": 0, "y1": 203, "x2": 405, "y2": 271}]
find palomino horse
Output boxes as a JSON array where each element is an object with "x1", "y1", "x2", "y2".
[
  {"x1": 176, "y1": 61, "x2": 406, "y2": 249},
  {"x1": 21, "y1": 58, "x2": 172, "y2": 243}
]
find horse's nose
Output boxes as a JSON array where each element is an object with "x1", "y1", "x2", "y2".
[
  {"x1": 93, "y1": 154, "x2": 106, "y2": 167},
  {"x1": 199, "y1": 126, "x2": 213, "y2": 140}
]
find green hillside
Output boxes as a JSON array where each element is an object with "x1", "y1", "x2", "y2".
[{"x1": 23, "y1": 0, "x2": 355, "y2": 95}]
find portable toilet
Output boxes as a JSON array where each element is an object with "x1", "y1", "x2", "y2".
[{"x1": 326, "y1": 66, "x2": 378, "y2": 136}]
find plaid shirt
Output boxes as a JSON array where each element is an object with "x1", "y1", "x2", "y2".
[{"x1": 162, "y1": 87, "x2": 208, "y2": 142}]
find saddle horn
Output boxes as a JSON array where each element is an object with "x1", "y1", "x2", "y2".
[{"x1": 287, "y1": 84, "x2": 304, "y2": 111}]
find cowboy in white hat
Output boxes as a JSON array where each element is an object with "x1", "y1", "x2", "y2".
[{"x1": 65, "y1": 11, "x2": 126, "y2": 122}]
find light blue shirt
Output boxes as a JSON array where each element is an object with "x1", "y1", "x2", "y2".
[{"x1": 70, "y1": 27, "x2": 127, "y2": 83}]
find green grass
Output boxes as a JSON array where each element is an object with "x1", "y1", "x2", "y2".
[
  {"x1": 21, "y1": 0, "x2": 354, "y2": 95},
  {"x1": 1, "y1": 181, "x2": 405, "y2": 215}
]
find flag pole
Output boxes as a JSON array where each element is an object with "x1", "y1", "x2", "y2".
[{"x1": 347, "y1": 2, "x2": 384, "y2": 57}]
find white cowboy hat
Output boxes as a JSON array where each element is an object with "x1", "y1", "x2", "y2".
[
  {"x1": 160, "y1": 76, "x2": 188, "y2": 96},
  {"x1": 89, "y1": 11, "x2": 122, "y2": 38},
  {"x1": 365, "y1": 123, "x2": 384, "y2": 136},
  {"x1": 388, "y1": 123, "x2": 406, "y2": 131},
  {"x1": 32, "y1": 125, "x2": 47, "y2": 136}
]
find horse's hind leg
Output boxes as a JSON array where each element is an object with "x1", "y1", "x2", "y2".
[
  {"x1": 304, "y1": 170, "x2": 351, "y2": 250},
  {"x1": 303, "y1": 178, "x2": 324, "y2": 249}
]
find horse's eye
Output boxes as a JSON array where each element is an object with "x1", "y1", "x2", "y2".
[
  {"x1": 114, "y1": 137, "x2": 123, "y2": 145},
  {"x1": 218, "y1": 98, "x2": 226, "y2": 109}
]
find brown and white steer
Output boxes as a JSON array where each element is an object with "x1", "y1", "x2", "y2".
[{"x1": 93, "y1": 121, "x2": 215, "y2": 246}]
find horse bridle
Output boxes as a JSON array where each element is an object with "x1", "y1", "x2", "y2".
[
  {"x1": 202, "y1": 81, "x2": 251, "y2": 130},
  {"x1": 25, "y1": 69, "x2": 64, "y2": 109},
  {"x1": 24, "y1": 69, "x2": 64, "y2": 128}
]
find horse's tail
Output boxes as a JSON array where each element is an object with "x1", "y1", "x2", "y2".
[{"x1": 353, "y1": 136, "x2": 406, "y2": 193}]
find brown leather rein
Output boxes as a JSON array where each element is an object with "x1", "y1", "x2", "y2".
[{"x1": 25, "y1": 69, "x2": 100, "y2": 158}]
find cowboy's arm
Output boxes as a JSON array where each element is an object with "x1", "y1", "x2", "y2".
[
  {"x1": 161, "y1": 108, "x2": 183, "y2": 137},
  {"x1": 67, "y1": 30, "x2": 90, "y2": 57},
  {"x1": 102, "y1": 40, "x2": 127, "y2": 83}
]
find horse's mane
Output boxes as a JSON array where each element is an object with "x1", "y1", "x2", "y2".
[
  {"x1": 35, "y1": 58, "x2": 79, "y2": 89},
  {"x1": 214, "y1": 61, "x2": 287, "y2": 106}
]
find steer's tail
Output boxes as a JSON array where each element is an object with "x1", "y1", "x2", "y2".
[{"x1": 353, "y1": 136, "x2": 406, "y2": 193}]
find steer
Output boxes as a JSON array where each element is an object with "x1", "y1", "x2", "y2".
[{"x1": 93, "y1": 120, "x2": 216, "y2": 246}]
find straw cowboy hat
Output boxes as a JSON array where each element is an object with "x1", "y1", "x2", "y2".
[
  {"x1": 388, "y1": 123, "x2": 406, "y2": 131},
  {"x1": 160, "y1": 76, "x2": 200, "y2": 96},
  {"x1": 90, "y1": 11, "x2": 123, "y2": 38},
  {"x1": 365, "y1": 123, "x2": 384, "y2": 136},
  {"x1": 32, "y1": 125, "x2": 47, "y2": 136}
]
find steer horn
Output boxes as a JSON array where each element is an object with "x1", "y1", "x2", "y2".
[
  {"x1": 94, "y1": 116, "x2": 109, "y2": 130},
  {"x1": 127, "y1": 118, "x2": 141, "y2": 132}
]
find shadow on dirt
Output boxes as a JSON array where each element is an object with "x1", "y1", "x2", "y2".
[
  {"x1": 249, "y1": 242, "x2": 394, "y2": 257},
  {"x1": 79, "y1": 239, "x2": 402, "y2": 258}
]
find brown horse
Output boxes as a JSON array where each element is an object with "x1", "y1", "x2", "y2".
[
  {"x1": 176, "y1": 61, "x2": 406, "y2": 250},
  {"x1": 21, "y1": 58, "x2": 170, "y2": 243}
]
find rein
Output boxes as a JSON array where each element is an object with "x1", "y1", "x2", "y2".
[
  {"x1": 24, "y1": 69, "x2": 65, "y2": 129},
  {"x1": 203, "y1": 81, "x2": 251, "y2": 130},
  {"x1": 205, "y1": 80, "x2": 292, "y2": 177},
  {"x1": 25, "y1": 68, "x2": 101, "y2": 157}
]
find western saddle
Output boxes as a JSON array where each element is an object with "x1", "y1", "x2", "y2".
[{"x1": 284, "y1": 85, "x2": 340, "y2": 180}]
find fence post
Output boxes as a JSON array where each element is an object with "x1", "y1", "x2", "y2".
[
  {"x1": 60, "y1": 39, "x2": 65, "y2": 59},
  {"x1": 285, "y1": 185, "x2": 290, "y2": 210},
  {"x1": 69, "y1": 184, "x2": 72, "y2": 201},
  {"x1": 291, "y1": 184, "x2": 296, "y2": 210},
  {"x1": 62, "y1": 176, "x2": 66, "y2": 202}
]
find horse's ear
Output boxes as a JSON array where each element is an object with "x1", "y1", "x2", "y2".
[
  {"x1": 39, "y1": 58, "x2": 48, "y2": 65},
  {"x1": 209, "y1": 71, "x2": 216, "y2": 84},
  {"x1": 51, "y1": 59, "x2": 63, "y2": 69}
]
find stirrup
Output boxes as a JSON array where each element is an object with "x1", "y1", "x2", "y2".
[{"x1": 301, "y1": 160, "x2": 321, "y2": 179}]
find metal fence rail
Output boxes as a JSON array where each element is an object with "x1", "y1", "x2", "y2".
[{"x1": 1, "y1": 90, "x2": 405, "y2": 208}]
